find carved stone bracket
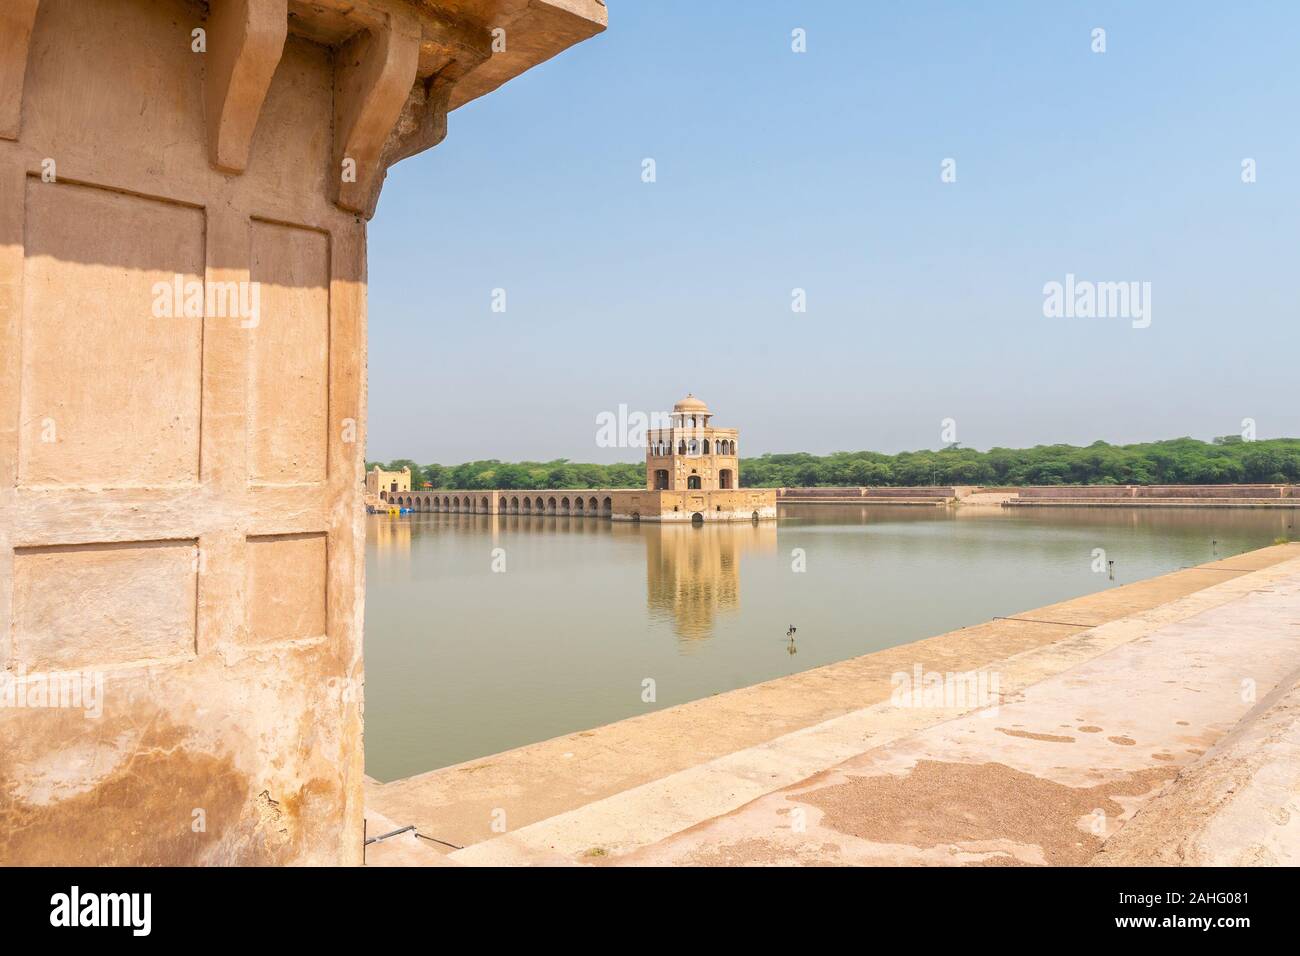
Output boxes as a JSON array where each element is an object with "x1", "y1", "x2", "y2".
[
  {"x1": 0, "y1": 0, "x2": 41, "y2": 141},
  {"x1": 205, "y1": 0, "x2": 289, "y2": 174},
  {"x1": 332, "y1": 9, "x2": 421, "y2": 215}
]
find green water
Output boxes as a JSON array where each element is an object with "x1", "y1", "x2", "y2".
[{"x1": 363, "y1": 503, "x2": 1293, "y2": 780}]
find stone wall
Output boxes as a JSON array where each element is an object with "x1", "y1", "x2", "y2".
[
  {"x1": 1019, "y1": 484, "x2": 1293, "y2": 500},
  {"x1": 0, "y1": 0, "x2": 605, "y2": 865},
  {"x1": 383, "y1": 487, "x2": 777, "y2": 521}
]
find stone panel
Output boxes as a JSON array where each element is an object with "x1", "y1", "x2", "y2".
[
  {"x1": 12, "y1": 539, "x2": 199, "y2": 669},
  {"x1": 246, "y1": 532, "x2": 327, "y2": 642},
  {"x1": 248, "y1": 220, "x2": 329, "y2": 484},
  {"x1": 19, "y1": 180, "x2": 204, "y2": 487}
]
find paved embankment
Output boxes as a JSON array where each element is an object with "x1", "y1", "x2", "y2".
[{"x1": 366, "y1": 543, "x2": 1300, "y2": 865}]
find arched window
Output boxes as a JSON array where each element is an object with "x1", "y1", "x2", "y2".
[
  {"x1": 687, "y1": 475, "x2": 702, "y2": 489},
  {"x1": 688, "y1": 439, "x2": 698, "y2": 455},
  {"x1": 678, "y1": 439, "x2": 686, "y2": 455},
  {"x1": 702, "y1": 438, "x2": 710, "y2": 454},
  {"x1": 719, "y1": 468, "x2": 733, "y2": 489},
  {"x1": 654, "y1": 469, "x2": 669, "y2": 490}
]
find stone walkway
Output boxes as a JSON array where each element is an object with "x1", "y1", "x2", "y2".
[{"x1": 610, "y1": 561, "x2": 1300, "y2": 866}]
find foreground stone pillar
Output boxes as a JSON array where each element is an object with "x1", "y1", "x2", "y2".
[{"x1": 0, "y1": 0, "x2": 604, "y2": 865}]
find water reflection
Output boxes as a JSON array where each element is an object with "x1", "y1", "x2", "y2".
[
  {"x1": 371, "y1": 514, "x2": 411, "y2": 560},
  {"x1": 364, "y1": 504, "x2": 1291, "y2": 779},
  {"x1": 644, "y1": 521, "x2": 777, "y2": 642},
  {"x1": 369, "y1": 512, "x2": 778, "y2": 643}
]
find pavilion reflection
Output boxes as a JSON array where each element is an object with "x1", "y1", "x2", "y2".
[
  {"x1": 368, "y1": 511, "x2": 778, "y2": 641},
  {"x1": 644, "y1": 520, "x2": 777, "y2": 641},
  {"x1": 371, "y1": 514, "x2": 411, "y2": 558}
]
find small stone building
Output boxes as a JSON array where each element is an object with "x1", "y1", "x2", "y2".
[{"x1": 366, "y1": 465, "x2": 411, "y2": 500}]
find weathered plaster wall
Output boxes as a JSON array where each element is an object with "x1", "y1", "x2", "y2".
[
  {"x1": 0, "y1": 0, "x2": 605, "y2": 865},
  {"x1": 0, "y1": 0, "x2": 367, "y2": 866}
]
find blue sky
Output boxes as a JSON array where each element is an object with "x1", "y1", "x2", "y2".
[{"x1": 367, "y1": 1, "x2": 1300, "y2": 464}]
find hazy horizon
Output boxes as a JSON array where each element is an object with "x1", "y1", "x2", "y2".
[{"x1": 365, "y1": 1, "x2": 1300, "y2": 464}]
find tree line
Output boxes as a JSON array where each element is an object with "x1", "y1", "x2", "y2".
[{"x1": 368, "y1": 436, "x2": 1300, "y2": 491}]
